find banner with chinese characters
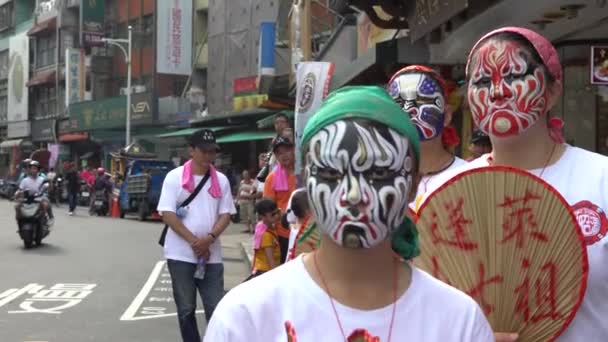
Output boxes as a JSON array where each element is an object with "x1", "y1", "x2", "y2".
[
  {"x1": 414, "y1": 167, "x2": 587, "y2": 340},
  {"x1": 65, "y1": 48, "x2": 84, "y2": 106},
  {"x1": 7, "y1": 31, "x2": 29, "y2": 123},
  {"x1": 157, "y1": 0, "x2": 193, "y2": 75},
  {"x1": 80, "y1": 0, "x2": 105, "y2": 47},
  {"x1": 294, "y1": 62, "x2": 334, "y2": 174}
]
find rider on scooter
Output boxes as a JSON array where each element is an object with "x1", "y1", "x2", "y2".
[
  {"x1": 15, "y1": 160, "x2": 53, "y2": 225},
  {"x1": 89, "y1": 167, "x2": 112, "y2": 214}
]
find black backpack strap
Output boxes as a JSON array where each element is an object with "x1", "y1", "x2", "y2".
[
  {"x1": 158, "y1": 170, "x2": 211, "y2": 247},
  {"x1": 179, "y1": 171, "x2": 210, "y2": 209}
]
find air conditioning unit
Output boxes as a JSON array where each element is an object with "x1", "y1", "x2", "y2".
[{"x1": 134, "y1": 85, "x2": 146, "y2": 93}]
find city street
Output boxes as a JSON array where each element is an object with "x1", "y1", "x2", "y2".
[{"x1": 0, "y1": 199, "x2": 250, "y2": 342}]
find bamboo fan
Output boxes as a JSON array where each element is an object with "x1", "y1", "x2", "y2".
[
  {"x1": 413, "y1": 166, "x2": 588, "y2": 342},
  {"x1": 293, "y1": 221, "x2": 321, "y2": 258}
]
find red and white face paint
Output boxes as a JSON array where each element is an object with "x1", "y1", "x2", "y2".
[{"x1": 467, "y1": 40, "x2": 550, "y2": 138}]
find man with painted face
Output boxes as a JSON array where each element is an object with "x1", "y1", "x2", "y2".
[
  {"x1": 423, "y1": 27, "x2": 608, "y2": 342},
  {"x1": 204, "y1": 87, "x2": 494, "y2": 341},
  {"x1": 387, "y1": 65, "x2": 467, "y2": 211}
]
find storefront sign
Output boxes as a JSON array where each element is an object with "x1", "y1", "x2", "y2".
[
  {"x1": 65, "y1": 48, "x2": 84, "y2": 106},
  {"x1": 591, "y1": 46, "x2": 608, "y2": 85},
  {"x1": 65, "y1": 93, "x2": 153, "y2": 132},
  {"x1": 7, "y1": 121, "x2": 30, "y2": 138},
  {"x1": 31, "y1": 119, "x2": 55, "y2": 142},
  {"x1": 157, "y1": 0, "x2": 193, "y2": 75},
  {"x1": 408, "y1": 0, "x2": 468, "y2": 42},
  {"x1": 233, "y1": 76, "x2": 268, "y2": 112},
  {"x1": 8, "y1": 32, "x2": 29, "y2": 123},
  {"x1": 80, "y1": 0, "x2": 105, "y2": 47}
]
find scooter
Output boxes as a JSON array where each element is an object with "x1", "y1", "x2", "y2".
[
  {"x1": 91, "y1": 190, "x2": 109, "y2": 216},
  {"x1": 16, "y1": 190, "x2": 52, "y2": 248},
  {"x1": 78, "y1": 181, "x2": 91, "y2": 206}
]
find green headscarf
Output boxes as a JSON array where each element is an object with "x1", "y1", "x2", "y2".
[{"x1": 301, "y1": 85, "x2": 421, "y2": 260}]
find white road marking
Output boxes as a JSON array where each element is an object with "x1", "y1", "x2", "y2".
[{"x1": 120, "y1": 261, "x2": 203, "y2": 321}]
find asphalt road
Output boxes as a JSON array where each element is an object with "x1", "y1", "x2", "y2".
[{"x1": 0, "y1": 199, "x2": 250, "y2": 342}]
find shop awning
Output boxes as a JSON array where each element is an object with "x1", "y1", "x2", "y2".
[
  {"x1": 256, "y1": 110, "x2": 294, "y2": 129},
  {"x1": 217, "y1": 131, "x2": 275, "y2": 144},
  {"x1": 27, "y1": 18, "x2": 57, "y2": 36},
  {"x1": 0, "y1": 139, "x2": 28, "y2": 148},
  {"x1": 27, "y1": 69, "x2": 56, "y2": 87},
  {"x1": 156, "y1": 126, "x2": 235, "y2": 138}
]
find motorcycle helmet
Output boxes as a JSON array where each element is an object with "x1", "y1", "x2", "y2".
[
  {"x1": 97, "y1": 167, "x2": 105, "y2": 175},
  {"x1": 29, "y1": 160, "x2": 40, "y2": 169}
]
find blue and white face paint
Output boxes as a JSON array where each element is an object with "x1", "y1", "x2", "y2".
[
  {"x1": 305, "y1": 119, "x2": 414, "y2": 249},
  {"x1": 388, "y1": 72, "x2": 446, "y2": 141}
]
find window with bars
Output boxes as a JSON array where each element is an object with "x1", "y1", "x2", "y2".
[
  {"x1": 34, "y1": 86, "x2": 57, "y2": 119},
  {"x1": 0, "y1": 3, "x2": 13, "y2": 32},
  {"x1": 36, "y1": 34, "x2": 57, "y2": 68}
]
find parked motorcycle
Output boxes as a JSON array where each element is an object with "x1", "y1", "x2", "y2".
[
  {"x1": 0, "y1": 179, "x2": 19, "y2": 200},
  {"x1": 51, "y1": 176, "x2": 67, "y2": 204},
  {"x1": 16, "y1": 190, "x2": 51, "y2": 248},
  {"x1": 91, "y1": 190, "x2": 109, "y2": 216},
  {"x1": 78, "y1": 181, "x2": 91, "y2": 206}
]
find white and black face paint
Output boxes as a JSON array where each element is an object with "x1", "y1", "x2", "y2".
[{"x1": 305, "y1": 119, "x2": 414, "y2": 249}]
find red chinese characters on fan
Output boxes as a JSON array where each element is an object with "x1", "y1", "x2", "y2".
[{"x1": 426, "y1": 191, "x2": 564, "y2": 321}]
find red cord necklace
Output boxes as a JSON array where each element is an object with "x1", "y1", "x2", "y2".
[{"x1": 313, "y1": 252, "x2": 399, "y2": 341}]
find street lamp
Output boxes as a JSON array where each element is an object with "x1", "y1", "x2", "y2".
[{"x1": 102, "y1": 26, "x2": 132, "y2": 148}]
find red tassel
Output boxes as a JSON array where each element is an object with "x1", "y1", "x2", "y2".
[
  {"x1": 285, "y1": 321, "x2": 298, "y2": 342},
  {"x1": 548, "y1": 117, "x2": 565, "y2": 144},
  {"x1": 441, "y1": 126, "x2": 460, "y2": 148}
]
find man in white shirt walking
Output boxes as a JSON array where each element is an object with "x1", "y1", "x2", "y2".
[{"x1": 157, "y1": 129, "x2": 236, "y2": 342}]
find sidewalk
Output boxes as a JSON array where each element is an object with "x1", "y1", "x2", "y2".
[{"x1": 222, "y1": 222, "x2": 254, "y2": 269}]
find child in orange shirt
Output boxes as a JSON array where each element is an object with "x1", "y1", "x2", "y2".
[{"x1": 246, "y1": 198, "x2": 282, "y2": 281}]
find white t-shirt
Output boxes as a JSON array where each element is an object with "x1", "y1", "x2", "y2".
[
  {"x1": 410, "y1": 156, "x2": 467, "y2": 211},
  {"x1": 157, "y1": 166, "x2": 236, "y2": 264},
  {"x1": 19, "y1": 176, "x2": 45, "y2": 194},
  {"x1": 204, "y1": 255, "x2": 494, "y2": 341},
  {"x1": 423, "y1": 146, "x2": 608, "y2": 341}
]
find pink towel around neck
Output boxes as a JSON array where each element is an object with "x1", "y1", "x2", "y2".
[
  {"x1": 253, "y1": 221, "x2": 268, "y2": 249},
  {"x1": 181, "y1": 160, "x2": 222, "y2": 199},
  {"x1": 272, "y1": 163, "x2": 289, "y2": 192}
]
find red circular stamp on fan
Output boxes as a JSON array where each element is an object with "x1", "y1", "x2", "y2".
[{"x1": 572, "y1": 200, "x2": 608, "y2": 245}]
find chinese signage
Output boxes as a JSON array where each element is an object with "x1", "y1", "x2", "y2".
[
  {"x1": 591, "y1": 46, "x2": 608, "y2": 85},
  {"x1": 408, "y1": 0, "x2": 468, "y2": 42},
  {"x1": 157, "y1": 0, "x2": 193, "y2": 75},
  {"x1": 65, "y1": 48, "x2": 84, "y2": 106},
  {"x1": 233, "y1": 76, "x2": 268, "y2": 112},
  {"x1": 414, "y1": 169, "x2": 587, "y2": 338},
  {"x1": 294, "y1": 62, "x2": 334, "y2": 173},
  {"x1": 65, "y1": 93, "x2": 153, "y2": 132},
  {"x1": 8, "y1": 32, "x2": 29, "y2": 123},
  {"x1": 0, "y1": 283, "x2": 96, "y2": 314},
  {"x1": 80, "y1": 0, "x2": 105, "y2": 47}
]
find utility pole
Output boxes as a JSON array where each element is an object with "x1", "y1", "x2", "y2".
[{"x1": 102, "y1": 26, "x2": 132, "y2": 148}]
